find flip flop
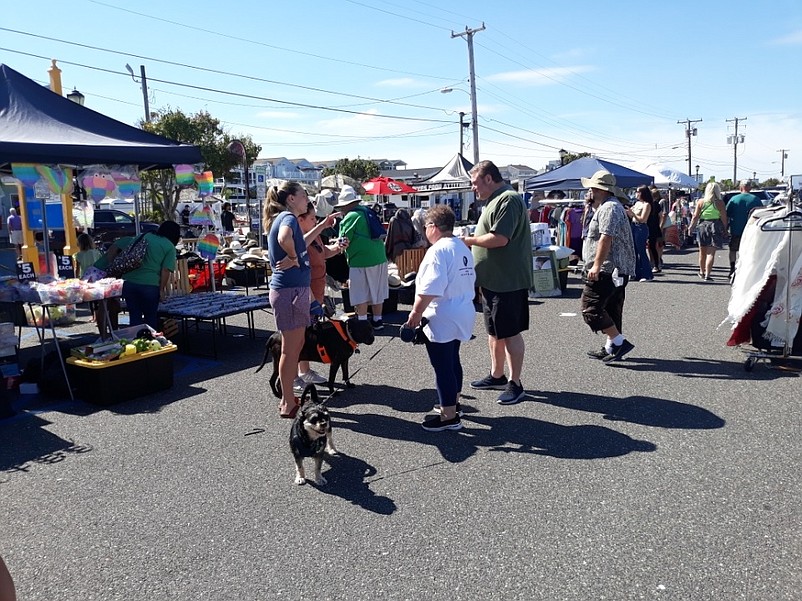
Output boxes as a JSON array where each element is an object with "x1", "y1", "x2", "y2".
[{"x1": 279, "y1": 398, "x2": 301, "y2": 419}]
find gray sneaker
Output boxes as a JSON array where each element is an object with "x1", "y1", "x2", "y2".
[{"x1": 497, "y1": 381, "x2": 525, "y2": 405}]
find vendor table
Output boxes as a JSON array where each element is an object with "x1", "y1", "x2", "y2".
[{"x1": 157, "y1": 292, "x2": 271, "y2": 358}]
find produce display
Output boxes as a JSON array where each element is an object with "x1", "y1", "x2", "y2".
[
  {"x1": 0, "y1": 277, "x2": 124, "y2": 304},
  {"x1": 71, "y1": 327, "x2": 173, "y2": 363}
]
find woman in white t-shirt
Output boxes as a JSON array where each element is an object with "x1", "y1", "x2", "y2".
[{"x1": 403, "y1": 205, "x2": 476, "y2": 432}]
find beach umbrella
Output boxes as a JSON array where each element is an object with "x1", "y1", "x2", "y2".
[{"x1": 363, "y1": 176, "x2": 417, "y2": 195}]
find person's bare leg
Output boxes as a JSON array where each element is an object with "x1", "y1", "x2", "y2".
[
  {"x1": 488, "y1": 334, "x2": 506, "y2": 378},
  {"x1": 503, "y1": 333, "x2": 525, "y2": 384},
  {"x1": 279, "y1": 327, "x2": 304, "y2": 414}
]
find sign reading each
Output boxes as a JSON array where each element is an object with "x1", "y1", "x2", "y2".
[
  {"x1": 56, "y1": 255, "x2": 75, "y2": 279},
  {"x1": 17, "y1": 261, "x2": 36, "y2": 282}
]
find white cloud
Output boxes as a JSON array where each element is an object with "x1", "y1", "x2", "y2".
[
  {"x1": 771, "y1": 29, "x2": 802, "y2": 45},
  {"x1": 486, "y1": 66, "x2": 593, "y2": 86}
]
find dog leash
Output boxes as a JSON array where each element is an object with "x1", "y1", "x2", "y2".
[{"x1": 318, "y1": 331, "x2": 399, "y2": 406}]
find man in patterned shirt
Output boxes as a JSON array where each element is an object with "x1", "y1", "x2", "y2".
[{"x1": 580, "y1": 171, "x2": 637, "y2": 363}]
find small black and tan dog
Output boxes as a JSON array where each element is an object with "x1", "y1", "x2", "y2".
[
  {"x1": 290, "y1": 385, "x2": 336, "y2": 485},
  {"x1": 257, "y1": 315, "x2": 375, "y2": 397}
]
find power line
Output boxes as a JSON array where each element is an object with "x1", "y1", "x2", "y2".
[
  {"x1": 0, "y1": 29, "x2": 457, "y2": 112},
  {"x1": 86, "y1": 0, "x2": 452, "y2": 82},
  {"x1": 0, "y1": 46, "x2": 455, "y2": 124}
]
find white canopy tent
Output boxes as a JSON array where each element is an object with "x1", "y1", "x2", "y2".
[{"x1": 629, "y1": 161, "x2": 699, "y2": 189}]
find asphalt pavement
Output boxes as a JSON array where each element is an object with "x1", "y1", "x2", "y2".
[{"x1": 2, "y1": 248, "x2": 800, "y2": 601}]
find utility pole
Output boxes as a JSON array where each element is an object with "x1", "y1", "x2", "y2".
[
  {"x1": 726, "y1": 117, "x2": 746, "y2": 184},
  {"x1": 126, "y1": 64, "x2": 151, "y2": 123},
  {"x1": 458, "y1": 112, "x2": 466, "y2": 155},
  {"x1": 677, "y1": 118, "x2": 702, "y2": 177},
  {"x1": 777, "y1": 149, "x2": 789, "y2": 178},
  {"x1": 451, "y1": 24, "x2": 485, "y2": 166}
]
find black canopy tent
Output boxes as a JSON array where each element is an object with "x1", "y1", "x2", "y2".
[
  {"x1": 0, "y1": 63, "x2": 203, "y2": 264},
  {"x1": 0, "y1": 63, "x2": 202, "y2": 171}
]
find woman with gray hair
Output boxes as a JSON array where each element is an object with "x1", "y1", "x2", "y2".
[
  {"x1": 403, "y1": 204, "x2": 476, "y2": 431},
  {"x1": 688, "y1": 182, "x2": 729, "y2": 281}
]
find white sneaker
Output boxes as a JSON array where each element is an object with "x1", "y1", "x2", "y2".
[{"x1": 298, "y1": 370, "x2": 327, "y2": 385}]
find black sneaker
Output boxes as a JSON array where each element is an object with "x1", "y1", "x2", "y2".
[
  {"x1": 497, "y1": 380, "x2": 525, "y2": 405},
  {"x1": 586, "y1": 347, "x2": 609, "y2": 360},
  {"x1": 421, "y1": 414, "x2": 463, "y2": 432},
  {"x1": 370, "y1": 319, "x2": 384, "y2": 331},
  {"x1": 433, "y1": 402, "x2": 463, "y2": 417},
  {"x1": 602, "y1": 339, "x2": 635, "y2": 363},
  {"x1": 470, "y1": 374, "x2": 508, "y2": 390}
]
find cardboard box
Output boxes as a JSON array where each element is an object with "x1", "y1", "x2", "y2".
[{"x1": 66, "y1": 345, "x2": 176, "y2": 406}]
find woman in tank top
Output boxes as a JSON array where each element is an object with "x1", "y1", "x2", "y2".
[{"x1": 688, "y1": 182, "x2": 729, "y2": 281}]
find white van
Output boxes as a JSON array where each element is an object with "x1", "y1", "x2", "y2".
[{"x1": 96, "y1": 198, "x2": 136, "y2": 213}]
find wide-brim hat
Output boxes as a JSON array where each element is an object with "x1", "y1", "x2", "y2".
[
  {"x1": 333, "y1": 185, "x2": 362, "y2": 209},
  {"x1": 580, "y1": 170, "x2": 619, "y2": 194}
]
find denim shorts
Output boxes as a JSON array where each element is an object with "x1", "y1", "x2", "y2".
[{"x1": 696, "y1": 219, "x2": 725, "y2": 248}]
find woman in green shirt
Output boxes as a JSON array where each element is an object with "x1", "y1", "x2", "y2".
[{"x1": 689, "y1": 182, "x2": 729, "y2": 281}]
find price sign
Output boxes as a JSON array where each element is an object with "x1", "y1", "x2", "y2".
[
  {"x1": 56, "y1": 255, "x2": 75, "y2": 279},
  {"x1": 16, "y1": 261, "x2": 36, "y2": 282}
]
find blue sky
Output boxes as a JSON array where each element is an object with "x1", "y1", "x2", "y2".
[{"x1": 2, "y1": 0, "x2": 802, "y2": 183}]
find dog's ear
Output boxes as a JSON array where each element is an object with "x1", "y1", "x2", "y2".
[{"x1": 300, "y1": 384, "x2": 319, "y2": 407}]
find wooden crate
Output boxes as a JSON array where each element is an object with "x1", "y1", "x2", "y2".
[{"x1": 395, "y1": 248, "x2": 427, "y2": 277}]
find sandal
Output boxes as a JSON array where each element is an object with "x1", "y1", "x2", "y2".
[{"x1": 279, "y1": 398, "x2": 301, "y2": 419}]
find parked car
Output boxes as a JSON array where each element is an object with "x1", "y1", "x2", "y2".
[
  {"x1": 722, "y1": 189, "x2": 775, "y2": 207},
  {"x1": 91, "y1": 209, "x2": 158, "y2": 245}
]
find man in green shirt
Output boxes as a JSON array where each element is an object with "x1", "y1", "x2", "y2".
[
  {"x1": 334, "y1": 186, "x2": 389, "y2": 330},
  {"x1": 462, "y1": 161, "x2": 531, "y2": 405},
  {"x1": 725, "y1": 180, "x2": 762, "y2": 281}
]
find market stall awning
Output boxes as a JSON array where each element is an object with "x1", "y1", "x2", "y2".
[
  {"x1": 0, "y1": 64, "x2": 202, "y2": 170},
  {"x1": 525, "y1": 157, "x2": 653, "y2": 191}
]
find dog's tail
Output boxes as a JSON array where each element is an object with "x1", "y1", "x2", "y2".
[
  {"x1": 255, "y1": 343, "x2": 271, "y2": 374},
  {"x1": 299, "y1": 384, "x2": 319, "y2": 407}
]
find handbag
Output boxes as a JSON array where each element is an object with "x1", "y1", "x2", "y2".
[{"x1": 105, "y1": 234, "x2": 149, "y2": 278}]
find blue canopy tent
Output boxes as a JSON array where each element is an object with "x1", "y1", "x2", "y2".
[
  {"x1": 0, "y1": 64, "x2": 202, "y2": 170},
  {"x1": 525, "y1": 157, "x2": 653, "y2": 191}
]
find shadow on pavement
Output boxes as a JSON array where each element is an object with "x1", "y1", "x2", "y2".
[
  {"x1": 315, "y1": 452, "x2": 397, "y2": 515},
  {"x1": 332, "y1": 407, "x2": 656, "y2": 464},
  {"x1": 536, "y1": 391, "x2": 725, "y2": 429},
  {"x1": 0, "y1": 414, "x2": 93, "y2": 481},
  {"x1": 609, "y1": 355, "x2": 796, "y2": 381}
]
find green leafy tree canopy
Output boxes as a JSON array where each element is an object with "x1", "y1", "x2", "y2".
[
  {"x1": 321, "y1": 158, "x2": 380, "y2": 182},
  {"x1": 141, "y1": 109, "x2": 260, "y2": 220}
]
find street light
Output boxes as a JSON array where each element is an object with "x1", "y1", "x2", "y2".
[
  {"x1": 227, "y1": 139, "x2": 253, "y2": 237},
  {"x1": 125, "y1": 63, "x2": 151, "y2": 123},
  {"x1": 66, "y1": 88, "x2": 85, "y2": 106},
  {"x1": 441, "y1": 87, "x2": 478, "y2": 164}
]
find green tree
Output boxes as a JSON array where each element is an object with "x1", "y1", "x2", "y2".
[
  {"x1": 141, "y1": 109, "x2": 260, "y2": 219},
  {"x1": 321, "y1": 158, "x2": 380, "y2": 182},
  {"x1": 561, "y1": 151, "x2": 590, "y2": 166},
  {"x1": 762, "y1": 177, "x2": 781, "y2": 188}
]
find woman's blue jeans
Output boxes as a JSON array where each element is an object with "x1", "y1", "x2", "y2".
[
  {"x1": 424, "y1": 339, "x2": 462, "y2": 408},
  {"x1": 631, "y1": 223, "x2": 653, "y2": 281},
  {"x1": 122, "y1": 280, "x2": 161, "y2": 329}
]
